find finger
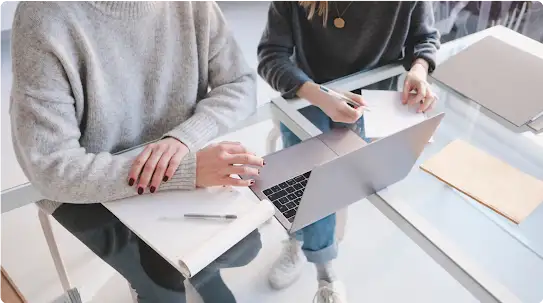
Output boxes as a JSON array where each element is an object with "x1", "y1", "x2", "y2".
[
  {"x1": 148, "y1": 147, "x2": 176, "y2": 193},
  {"x1": 218, "y1": 141, "x2": 242, "y2": 146},
  {"x1": 221, "y1": 143, "x2": 250, "y2": 155},
  {"x1": 128, "y1": 144, "x2": 154, "y2": 186},
  {"x1": 343, "y1": 92, "x2": 366, "y2": 106},
  {"x1": 339, "y1": 104, "x2": 362, "y2": 122},
  {"x1": 221, "y1": 177, "x2": 254, "y2": 187},
  {"x1": 226, "y1": 153, "x2": 264, "y2": 166},
  {"x1": 407, "y1": 82, "x2": 426, "y2": 106},
  {"x1": 163, "y1": 150, "x2": 186, "y2": 182},
  {"x1": 402, "y1": 79, "x2": 411, "y2": 104},
  {"x1": 224, "y1": 165, "x2": 260, "y2": 176},
  {"x1": 419, "y1": 93, "x2": 436, "y2": 113},
  {"x1": 137, "y1": 146, "x2": 166, "y2": 194}
]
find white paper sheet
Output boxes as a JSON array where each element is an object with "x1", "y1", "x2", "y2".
[{"x1": 363, "y1": 90, "x2": 426, "y2": 139}]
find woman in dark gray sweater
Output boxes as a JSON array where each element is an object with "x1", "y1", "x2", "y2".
[{"x1": 258, "y1": 2, "x2": 440, "y2": 302}]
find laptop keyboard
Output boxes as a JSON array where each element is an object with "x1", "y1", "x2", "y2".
[{"x1": 262, "y1": 171, "x2": 311, "y2": 222}]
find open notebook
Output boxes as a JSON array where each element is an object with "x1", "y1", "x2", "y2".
[
  {"x1": 104, "y1": 187, "x2": 274, "y2": 278},
  {"x1": 103, "y1": 120, "x2": 276, "y2": 278}
]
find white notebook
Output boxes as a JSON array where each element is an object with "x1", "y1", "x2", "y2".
[
  {"x1": 362, "y1": 90, "x2": 426, "y2": 139},
  {"x1": 104, "y1": 187, "x2": 274, "y2": 278}
]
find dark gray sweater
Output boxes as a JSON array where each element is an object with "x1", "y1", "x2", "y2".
[{"x1": 257, "y1": 1, "x2": 440, "y2": 98}]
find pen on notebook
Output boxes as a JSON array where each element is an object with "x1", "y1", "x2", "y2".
[
  {"x1": 319, "y1": 85, "x2": 371, "y2": 111},
  {"x1": 159, "y1": 214, "x2": 238, "y2": 221},
  {"x1": 184, "y1": 213, "x2": 238, "y2": 220}
]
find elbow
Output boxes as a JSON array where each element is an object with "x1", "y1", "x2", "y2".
[{"x1": 29, "y1": 176, "x2": 82, "y2": 203}]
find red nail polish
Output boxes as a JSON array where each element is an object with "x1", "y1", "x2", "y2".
[
  {"x1": 128, "y1": 178, "x2": 135, "y2": 186},
  {"x1": 163, "y1": 176, "x2": 169, "y2": 182},
  {"x1": 150, "y1": 186, "x2": 156, "y2": 193},
  {"x1": 263, "y1": 161, "x2": 266, "y2": 166},
  {"x1": 249, "y1": 180, "x2": 255, "y2": 186},
  {"x1": 138, "y1": 187, "x2": 144, "y2": 195}
]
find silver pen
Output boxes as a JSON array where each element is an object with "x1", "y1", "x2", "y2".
[
  {"x1": 319, "y1": 85, "x2": 371, "y2": 111},
  {"x1": 159, "y1": 214, "x2": 238, "y2": 222},
  {"x1": 184, "y1": 213, "x2": 238, "y2": 220}
]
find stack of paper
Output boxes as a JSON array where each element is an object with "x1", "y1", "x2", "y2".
[{"x1": 362, "y1": 90, "x2": 426, "y2": 139}]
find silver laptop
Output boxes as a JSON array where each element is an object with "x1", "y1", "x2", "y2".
[
  {"x1": 244, "y1": 113, "x2": 445, "y2": 232},
  {"x1": 432, "y1": 36, "x2": 543, "y2": 127}
]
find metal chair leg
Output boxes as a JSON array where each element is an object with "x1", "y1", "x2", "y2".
[{"x1": 38, "y1": 209, "x2": 72, "y2": 293}]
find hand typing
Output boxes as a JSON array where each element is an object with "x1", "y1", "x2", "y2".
[{"x1": 195, "y1": 141, "x2": 264, "y2": 188}]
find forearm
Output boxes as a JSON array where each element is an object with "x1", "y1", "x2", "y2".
[
  {"x1": 164, "y1": 73, "x2": 256, "y2": 152},
  {"x1": 257, "y1": 1, "x2": 311, "y2": 98},
  {"x1": 257, "y1": 49, "x2": 312, "y2": 98},
  {"x1": 406, "y1": 2, "x2": 440, "y2": 73},
  {"x1": 11, "y1": 94, "x2": 196, "y2": 204}
]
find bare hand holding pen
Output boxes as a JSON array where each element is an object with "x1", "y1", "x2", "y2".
[{"x1": 297, "y1": 82, "x2": 367, "y2": 124}]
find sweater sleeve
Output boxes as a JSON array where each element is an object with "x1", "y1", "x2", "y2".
[
  {"x1": 10, "y1": 3, "x2": 196, "y2": 204},
  {"x1": 257, "y1": 2, "x2": 312, "y2": 99},
  {"x1": 404, "y1": 1, "x2": 441, "y2": 73},
  {"x1": 163, "y1": 2, "x2": 257, "y2": 152}
]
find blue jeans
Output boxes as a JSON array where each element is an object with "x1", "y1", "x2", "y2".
[
  {"x1": 280, "y1": 106, "x2": 368, "y2": 264},
  {"x1": 53, "y1": 203, "x2": 261, "y2": 303}
]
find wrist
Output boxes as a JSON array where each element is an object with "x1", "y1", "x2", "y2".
[
  {"x1": 296, "y1": 81, "x2": 325, "y2": 107},
  {"x1": 411, "y1": 59, "x2": 429, "y2": 73},
  {"x1": 164, "y1": 137, "x2": 189, "y2": 153}
]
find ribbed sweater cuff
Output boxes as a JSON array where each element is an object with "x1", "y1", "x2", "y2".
[
  {"x1": 164, "y1": 112, "x2": 218, "y2": 152},
  {"x1": 160, "y1": 152, "x2": 197, "y2": 191},
  {"x1": 282, "y1": 71, "x2": 312, "y2": 100}
]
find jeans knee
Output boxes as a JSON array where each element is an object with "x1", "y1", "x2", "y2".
[{"x1": 301, "y1": 214, "x2": 336, "y2": 251}]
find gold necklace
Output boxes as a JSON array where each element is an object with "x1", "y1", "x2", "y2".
[{"x1": 334, "y1": 1, "x2": 354, "y2": 29}]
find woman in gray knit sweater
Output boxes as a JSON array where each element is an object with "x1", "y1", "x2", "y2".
[{"x1": 10, "y1": 2, "x2": 263, "y2": 302}]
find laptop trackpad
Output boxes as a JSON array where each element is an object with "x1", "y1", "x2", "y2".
[
  {"x1": 251, "y1": 138, "x2": 337, "y2": 194},
  {"x1": 317, "y1": 128, "x2": 368, "y2": 156}
]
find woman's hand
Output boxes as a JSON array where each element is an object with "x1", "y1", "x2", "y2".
[
  {"x1": 128, "y1": 138, "x2": 189, "y2": 194},
  {"x1": 195, "y1": 141, "x2": 264, "y2": 188},
  {"x1": 402, "y1": 60, "x2": 437, "y2": 113},
  {"x1": 298, "y1": 82, "x2": 366, "y2": 124}
]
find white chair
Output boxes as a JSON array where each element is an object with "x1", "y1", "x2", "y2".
[{"x1": 38, "y1": 208, "x2": 138, "y2": 303}]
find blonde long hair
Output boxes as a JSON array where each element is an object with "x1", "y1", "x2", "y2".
[{"x1": 299, "y1": 1, "x2": 329, "y2": 26}]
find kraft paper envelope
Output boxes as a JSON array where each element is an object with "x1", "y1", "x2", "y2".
[{"x1": 420, "y1": 139, "x2": 543, "y2": 223}]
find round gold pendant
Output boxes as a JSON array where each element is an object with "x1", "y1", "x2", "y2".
[{"x1": 334, "y1": 17, "x2": 345, "y2": 29}]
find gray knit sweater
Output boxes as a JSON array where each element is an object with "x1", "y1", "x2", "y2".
[{"x1": 10, "y1": 1, "x2": 256, "y2": 214}]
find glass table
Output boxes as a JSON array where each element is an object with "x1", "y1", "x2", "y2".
[{"x1": 273, "y1": 26, "x2": 543, "y2": 303}]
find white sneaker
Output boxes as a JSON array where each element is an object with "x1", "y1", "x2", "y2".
[
  {"x1": 313, "y1": 280, "x2": 347, "y2": 303},
  {"x1": 268, "y1": 238, "x2": 307, "y2": 289}
]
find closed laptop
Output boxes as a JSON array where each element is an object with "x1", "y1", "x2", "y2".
[{"x1": 433, "y1": 36, "x2": 543, "y2": 127}]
